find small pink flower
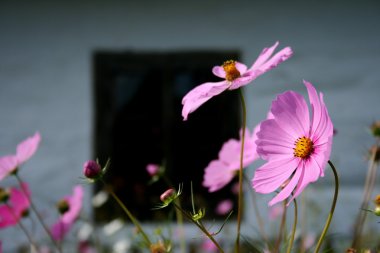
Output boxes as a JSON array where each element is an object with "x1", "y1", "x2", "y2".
[
  {"x1": 201, "y1": 238, "x2": 218, "y2": 252},
  {"x1": 146, "y1": 164, "x2": 160, "y2": 177},
  {"x1": 203, "y1": 127, "x2": 259, "y2": 192},
  {"x1": 0, "y1": 132, "x2": 41, "y2": 181},
  {"x1": 0, "y1": 183, "x2": 31, "y2": 228},
  {"x1": 268, "y1": 204, "x2": 284, "y2": 220},
  {"x1": 181, "y1": 42, "x2": 293, "y2": 120},
  {"x1": 252, "y1": 81, "x2": 334, "y2": 206},
  {"x1": 215, "y1": 199, "x2": 233, "y2": 215},
  {"x1": 51, "y1": 185, "x2": 83, "y2": 241}
]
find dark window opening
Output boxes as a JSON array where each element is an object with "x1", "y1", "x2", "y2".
[{"x1": 93, "y1": 51, "x2": 241, "y2": 222}]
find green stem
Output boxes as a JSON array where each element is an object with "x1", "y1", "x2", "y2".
[
  {"x1": 274, "y1": 201, "x2": 287, "y2": 253},
  {"x1": 173, "y1": 203, "x2": 224, "y2": 253},
  {"x1": 286, "y1": 198, "x2": 298, "y2": 253},
  {"x1": 313, "y1": 160, "x2": 339, "y2": 253},
  {"x1": 6, "y1": 203, "x2": 39, "y2": 251},
  {"x1": 351, "y1": 139, "x2": 379, "y2": 248},
  {"x1": 101, "y1": 180, "x2": 151, "y2": 246},
  {"x1": 15, "y1": 174, "x2": 62, "y2": 253},
  {"x1": 235, "y1": 88, "x2": 247, "y2": 253}
]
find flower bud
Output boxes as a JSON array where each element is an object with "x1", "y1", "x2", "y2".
[
  {"x1": 374, "y1": 194, "x2": 380, "y2": 206},
  {"x1": 374, "y1": 206, "x2": 380, "y2": 216},
  {"x1": 56, "y1": 199, "x2": 70, "y2": 215},
  {"x1": 160, "y1": 188, "x2": 176, "y2": 203},
  {"x1": 0, "y1": 188, "x2": 10, "y2": 203},
  {"x1": 83, "y1": 160, "x2": 102, "y2": 180},
  {"x1": 370, "y1": 121, "x2": 380, "y2": 137},
  {"x1": 150, "y1": 241, "x2": 167, "y2": 253}
]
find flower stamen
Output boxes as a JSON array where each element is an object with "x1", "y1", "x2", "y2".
[
  {"x1": 222, "y1": 60, "x2": 241, "y2": 82},
  {"x1": 293, "y1": 137, "x2": 314, "y2": 159}
]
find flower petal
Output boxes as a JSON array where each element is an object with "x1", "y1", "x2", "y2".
[
  {"x1": 256, "y1": 47, "x2": 293, "y2": 74},
  {"x1": 203, "y1": 160, "x2": 235, "y2": 192},
  {"x1": 16, "y1": 132, "x2": 41, "y2": 165},
  {"x1": 251, "y1": 41, "x2": 280, "y2": 69},
  {"x1": 268, "y1": 165, "x2": 303, "y2": 206},
  {"x1": 271, "y1": 91, "x2": 310, "y2": 138},
  {"x1": 212, "y1": 66, "x2": 226, "y2": 78},
  {"x1": 10, "y1": 183, "x2": 30, "y2": 216},
  {"x1": 256, "y1": 119, "x2": 295, "y2": 161},
  {"x1": 0, "y1": 206, "x2": 17, "y2": 228},
  {"x1": 181, "y1": 81, "x2": 228, "y2": 121},
  {"x1": 290, "y1": 157, "x2": 322, "y2": 202},
  {"x1": 253, "y1": 158, "x2": 298, "y2": 194},
  {"x1": 235, "y1": 61, "x2": 248, "y2": 74},
  {"x1": 0, "y1": 155, "x2": 17, "y2": 181}
]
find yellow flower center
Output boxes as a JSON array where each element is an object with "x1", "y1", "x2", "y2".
[
  {"x1": 294, "y1": 137, "x2": 314, "y2": 159},
  {"x1": 222, "y1": 60, "x2": 241, "y2": 81}
]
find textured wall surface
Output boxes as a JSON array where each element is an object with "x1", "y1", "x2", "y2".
[{"x1": 0, "y1": 0, "x2": 379, "y2": 250}]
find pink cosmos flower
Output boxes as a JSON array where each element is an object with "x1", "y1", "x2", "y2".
[
  {"x1": 252, "y1": 81, "x2": 333, "y2": 206},
  {"x1": 51, "y1": 185, "x2": 84, "y2": 241},
  {"x1": 203, "y1": 127, "x2": 259, "y2": 192},
  {"x1": 181, "y1": 42, "x2": 293, "y2": 120},
  {"x1": 146, "y1": 164, "x2": 160, "y2": 177},
  {"x1": 0, "y1": 132, "x2": 41, "y2": 181},
  {"x1": 0, "y1": 183, "x2": 31, "y2": 228},
  {"x1": 215, "y1": 199, "x2": 233, "y2": 215}
]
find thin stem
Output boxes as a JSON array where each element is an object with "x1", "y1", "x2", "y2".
[
  {"x1": 286, "y1": 198, "x2": 298, "y2": 253},
  {"x1": 274, "y1": 201, "x2": 287, "y2": 253},
  {"x1": 15, "y1": 174, "x2": 62, "y2": 253},
  {"x1": 243, "y1": 175, "x2": 269, "y2": 248},
  {"x1": 173, "y1": 203, "x2": 224, "y2": 253},
  {"x1": 351, "y1": 139, "x2": 379, "y2": 248},
  {"x1": 313, "y1": 160, "x2": 339, "y2": 253},
  {"x1": 6, "y1": 203, "x2": 39, "y2": 251},
  {"x1": 101, "y1": 180, "x2": 151, "y2": 246},
  {"x1": 235, "y1": 88, "x2": 247, "y2": 253}
]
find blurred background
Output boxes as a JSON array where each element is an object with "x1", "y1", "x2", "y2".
[{"x1": 0, "y1": 0, "x2": 379, "y2": 251}]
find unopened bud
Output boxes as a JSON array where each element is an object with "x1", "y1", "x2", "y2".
[
  {"x1": 56, "y1": 199, "x2": 70, "y2": 215},
  {"x1": 370, "y1": 121, "x2": 380, "y2": 137},
  {"x1": 150, "y1": 241, "x2": 167, "y2": 253},
  {"x1": 146, "y1": 164, "x2": 160, "y2": 177},
  {"x1": 374, "y1": 206, "x2": 380, "y2": 216},
  {"x1": 83, "y1": 160, "x2": 102, "y2": 180},
  {"x1": 160, "y1": 188, "x2": 175, "y2": 203},
  {"x1": 0, "y1": 188, "x2": 10, "y2": 203}
]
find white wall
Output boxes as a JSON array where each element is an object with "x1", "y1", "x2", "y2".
[{"x1": 0, "y1": 0, "x2": 379, "y2": 251}]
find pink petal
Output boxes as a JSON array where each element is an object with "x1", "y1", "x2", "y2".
[
  {"x1": 256, "y1": 47, "x2": 293, "y2": 73},
  {"x1": 251, "y1": 41, "x2": 280, "y2": 69},
  {"x1": 16, "y1": 132, "x2": 41, "y2": 165},
  {"x1": 234, "y1": 62, "x2": 248, "y2": 74},
  {"x1": 10, "y1": 183, "x2": 31, "y2": 216},
  {"x1": 268, "y1": 166, "x2": 303, "y2": 206},
  {"x1": 203, "y1": 160, "x2": 235, "y2": 192},
  {"x1": 181, "y1": 81, "x2": 228, "y2": 121},
  {"x1": 51, "y1": 220, "x2": 71, "y2": 241},
  {"x1": 270, "y1": 91, "x2": 310, "y2": 138},
  {"x1": 212, "y1": 66, "x2": 226, "y2": 78},
  {"x1": 253, "y1": 158, "x2": 298, "y2": 194},
  {"x1": 0, "y1": 206, "x2": 18, "y2": 228},
  {"x1": 215, "y1": 199, "x2": 233, "y2": 215},
  {"x1": 0, "y1": 155, "x2": 18, "y2": 181},
  {"x1": 304, "y1": 81, "x2": 324, "y2": 139},
  {"x1": 291, "y1": 158, "x2": 322, "y2": 201},
  {"x1": 62, "y1": 185, "x2": 83, "y2": 223},
  {"x1": 146, "y1": 164, "x2": 159, "y2": 176}
]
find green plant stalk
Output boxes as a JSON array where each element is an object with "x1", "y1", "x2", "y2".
[
  {"x1": 286, "y1": 198, "x2": 298, "y2": 253},
  {"x1": 15, "y1": 173, "x2": 62, "y2": 253},
  {"x1": 274, "y1": 200, "x2": 287, "y2": 253},
  {"x1": 6, "y1": 203, "x2": 38, "y2": 251},
  {"x1": 101, "y1": 180, "x2": 152, "y2": 246},
  {"x1": 351, "y1": 139, "x2": 379, "y2": 248},
  {"x1": 313, "y1": 160, "x2": 339, "y2": 253},
  {"x1": 235, "y1": 88, "x2": 247, "y2": 253},
  {"x1": 162, "y1": 175, "x2": 186, "y2": 253},
  {"x1": 173, "y1": 203, "x2": 224, "y2": 253},
  {"x1": 243, "y1": 175, "x2": 269, "y2": 248}
]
